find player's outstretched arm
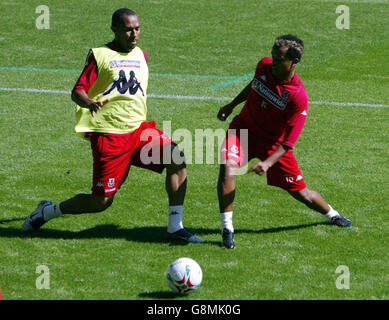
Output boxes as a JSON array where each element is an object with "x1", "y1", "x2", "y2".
[
  {"x1": 71, "y1": 90, "x2": 109, "y2": 117},
  {"x1": 217, "y1": 81, "x2": 252, "y2": 121}
]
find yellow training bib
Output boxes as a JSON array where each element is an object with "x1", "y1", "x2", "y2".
[{"x1": 74, "y1": 45, "x2": 148, "y2": 136}]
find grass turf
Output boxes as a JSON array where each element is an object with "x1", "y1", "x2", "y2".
[{"x1": 0, "y1": 0, "x2": 388, "y2": 300}]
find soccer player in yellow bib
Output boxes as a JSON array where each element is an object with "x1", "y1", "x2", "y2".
[{"x1": 22, "y1": 8, "x2": 203, "y2": 243}]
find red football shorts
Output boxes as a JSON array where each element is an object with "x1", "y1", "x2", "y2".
[
  {"x1": 220, "y1": 124, "x2": 306, "y2": 192},
  {"x1": 87, "y1": 121, "x2": 173, "y2": 197}
]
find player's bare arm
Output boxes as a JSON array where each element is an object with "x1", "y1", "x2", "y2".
[
  {"x1": 71, "y1": 89, "x2": 109, "y2": 117},
  {"x1": 248, "y1": 144, "x2": 290, "y2": 175},
  {"x1": 217, "y1": 81, "x2": 252, "y2": 121}
]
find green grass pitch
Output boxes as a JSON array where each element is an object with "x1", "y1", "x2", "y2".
[{"x1": 0, "y1": 0, "x2": 388, "y2": 300}]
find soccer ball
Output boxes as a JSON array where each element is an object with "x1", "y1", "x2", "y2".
[{"x1": 166, "y1": 257, "x2": 202, "y2": 294}]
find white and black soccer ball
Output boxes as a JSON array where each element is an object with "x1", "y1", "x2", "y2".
[{"x1": 166, "y1": 257, "x2": 202, "y2": 294}]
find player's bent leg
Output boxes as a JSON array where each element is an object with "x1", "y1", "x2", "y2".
[
  {"x1": 217, "y1": 160, "x2": 239, "y2": 213},
  {"x1": 60, "y1": 194, "x2": 114, "y2": 214},
  {"x1": 218, "y1": 159, "x2": 240, "y2": 249},
  {"x1": 288, "y1": 188, "x2": 352, "y2": 227},
  {"x1": 164, "y1": 144, "x2": 204, "y2": 243},
  {"x1": 22, "y1": 194, "x2": 115, "y2": 232},
  {"x1": 164, "y1": 144, "x2": 187, "y2": 206},
  {"x1": 288, "y1": 188, "x2": 329, "y2": 214}
]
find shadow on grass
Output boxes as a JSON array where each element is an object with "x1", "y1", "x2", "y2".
[
  {"x1": 240, "y1": 221, "x2": 331, "y2": 234},
  {"x1": 0, "y1": 220, "x2": 330, "y2": 244},
  {"x1": 0, "y1": 217, "x2": 25, "y2": 224}
]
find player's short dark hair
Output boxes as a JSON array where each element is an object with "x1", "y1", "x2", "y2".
[
  {"x1": 274, "y1": 34, "x2": 304, "y2": 60},
  {"x1": 112, "y1": 8, "x2": 137, "y2": 27}
]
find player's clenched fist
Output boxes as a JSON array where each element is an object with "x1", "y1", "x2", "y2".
[
  {"x1": 88, "y1": 99, "x2": 110, "y2": 117},
  {"x1": 217, "y1": 103, "x2": 234, "y2": 121},
  {"x1": 247, "y1": 161, "x2": 271, "y2": 176}
]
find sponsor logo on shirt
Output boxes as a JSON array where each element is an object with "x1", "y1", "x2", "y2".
[
  {"x1": 252, "y1": 78, "x2": 287, "y2": 110},
  {"x1": 109, "y1": 60, "x2": 141, "y2": 69}
]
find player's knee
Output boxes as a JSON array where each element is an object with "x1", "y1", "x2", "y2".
[
  {"x1": 290, "y1": 188, "x2": 313, "y2": 205},
  {"x1": 224, "y1": 160, "x2": 240, "y2": 177},
  {"x1": 167, "y1": 144, "x2": 186, "y2": 168},
  {"x1": 92, "y1": 195, "x2": 114, "y2": 212}
]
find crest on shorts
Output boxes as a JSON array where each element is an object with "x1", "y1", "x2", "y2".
[
  {"x1": 231, "y1": 144, "x2": 239, "y2": 154},
  {"x1": 108, "y1": 178, "x2": 115, "y2": 188}
]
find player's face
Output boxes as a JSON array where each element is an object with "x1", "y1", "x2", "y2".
[
  {"x1": 271, "y1": 45, "x2": 295, "y2": 80},
  {"x1": 112, "y1": 14, "x2": 141, "y2": 52}
]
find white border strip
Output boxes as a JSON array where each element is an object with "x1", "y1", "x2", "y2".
[{"x1": 0, "y1": 87, "x2": 388, "y2": 108}]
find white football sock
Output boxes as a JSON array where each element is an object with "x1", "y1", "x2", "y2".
[
  {"x1": 167, "y1": 205, "x2": 184, "y2": 233},
  {"x1": 325, "y1": 205, "x2": 340, "y2": 220},
  {"x1": 220, "y1": 211, "x2": 234, "y2": 232},
  {"x1": 42, "y1": 203, "x2": 63, "y2": 221}
]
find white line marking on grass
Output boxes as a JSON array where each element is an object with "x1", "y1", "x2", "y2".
[
  {"x1": 0, "y1": 87, "x2": 388, "y2": 108},
  {"x1": 309, "y1": 101, "x2": 389, "y2": 108},
  {"x1": 148, "y1": 93, "x2": 231, "y2": 101},
  {"x1": 0, "y1": 66, "x2": 236, "y2": 80},
  {"x1": 0, "y1": 87, "x2": 69, "y2": 94}
]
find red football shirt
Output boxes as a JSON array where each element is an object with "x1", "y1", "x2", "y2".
[
  {"x1": 72, "y1": 41, "x2": 148, "y2": 94},
  {"x1": 235, "y1": 57, "x2": 308, "y2": 149}
]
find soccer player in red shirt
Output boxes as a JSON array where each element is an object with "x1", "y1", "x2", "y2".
[
  {"x1": 217, "y1": 35, "x2": 352, "y2": 249},
  {"x1": 21, "y1": 8, "x2": 203, "y2": 243}
]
